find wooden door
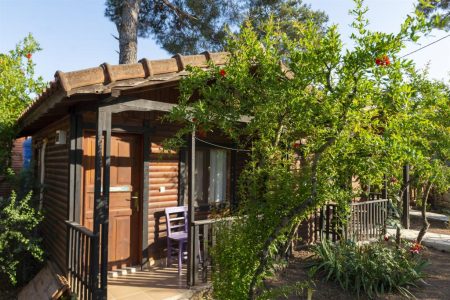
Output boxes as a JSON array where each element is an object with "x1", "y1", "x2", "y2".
[{"x1": 82, "y1": 132, "x2": 142, "y2": 269}]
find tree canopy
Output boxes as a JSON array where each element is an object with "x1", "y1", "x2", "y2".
[
  {"x1": 167, "y1": 0, "x2": 449, "y2": 298},
  {"x1": 0, "y1": 34, "x2": 45, "y2": 175},
  {"x1": 417, "y1": 0, "x2": 450, "y2": 30},
  {"x1": 104, "y1": 0, "x2": 327, "y2": 62}
]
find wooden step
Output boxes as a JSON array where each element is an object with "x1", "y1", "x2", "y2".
[
  {"x1": 108, "y1": 267, "x2": 138, "y2": 278},
  {"x1": 124, "y1": 267, "x2": 137, "y2": 274}
]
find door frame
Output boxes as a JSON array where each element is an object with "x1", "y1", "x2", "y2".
[{"x1": 80, "y1": 129, "x2": 145, "y2": 268}]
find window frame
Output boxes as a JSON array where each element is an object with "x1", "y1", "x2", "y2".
[{"x1": 178, "y1": 145, "x2": 232, "y2": 211}]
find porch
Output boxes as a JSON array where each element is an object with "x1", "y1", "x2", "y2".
[
  {"x1": 108, "y1": 266, "x2": 191, "y2": 300},
  {"x1": 66, "y1": 216, "x2": 218, "y2": 300}
]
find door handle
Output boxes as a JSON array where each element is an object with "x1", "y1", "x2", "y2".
[{"x1": 131, "y1": 193, "x2": 139, "y2": 211}]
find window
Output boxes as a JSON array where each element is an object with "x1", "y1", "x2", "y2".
[
  {"x1": 182, "y1": 148, "x2": 229, "y2": 207},
  {"x1": 208, "y1": 149, "x2": 227, "y2": 203}
]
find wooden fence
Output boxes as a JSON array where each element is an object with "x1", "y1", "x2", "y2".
[
  {"x1": 189, "y1": 200, "x2": 390, "y2": 286},
  {"x1": 300, "y1": 199, "x2": 390, "y2": 244},
  {"x1": 345, "y1": 199, "x2": 389, "y2": 241},
  {"x1": 313, "y1": 203, "x2": 341, "y2": 242}
]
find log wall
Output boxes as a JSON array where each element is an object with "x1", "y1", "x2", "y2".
[{"x1": 33, "y1": 117, "x2": 70, "y2": 273}]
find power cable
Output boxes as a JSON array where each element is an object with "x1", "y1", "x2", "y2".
[
  {"x1": 195, "y1": 137, "x2": 251, "y2": 152},
  {"x1": 400, "y1": 34, "x2": 450, "y2": 59}
]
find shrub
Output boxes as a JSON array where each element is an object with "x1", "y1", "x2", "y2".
[
  {"x1": 310, "y1": 239, "x2": 428, "y2": 299},
  {"x1": 210, "y1": 217, "x2": 261, "y2": 300},
  {"x1": 0, "y1": 191, "x2": 43, "y2": 286}
]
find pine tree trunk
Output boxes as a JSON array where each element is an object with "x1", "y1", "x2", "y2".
[
  {"x1": 417, "y1": 182, "x2": 432, "y2": 244},
  {"x1": 119, "y1": 0, "x2": 141, "y2": 64}
]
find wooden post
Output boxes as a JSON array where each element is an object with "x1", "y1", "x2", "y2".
[
  {"x1": 402, "y1": 165, "x2": 410, "y2": 229},
  {"x1": 326, "y1": 204, "x2": 330, "y2": 240},
  {"x1": 67, "y1": 113, "x2": 77, "y2": 279},
  {"x1": 68, "y1": 111, "x2": 84, "y2": 224},
  {"x1": 92, "y1": 109, "x2": 104, "y2": 298},
  {"x1": 141, "y1": 120, "x2": 151, "y2": 266},
  {"x1": 319, "y1": 206, "x2": 325, "y2": 240},
  {"x1": 178, "y1": 149, "x2": 187, "y2": 206},
  {"x1": 187, "y1": 130, "x2": 196, "y2": 287},
  {"x1": 91, "y1": 108, "x2": 111, "y2": 299},
  {"x1": 68, "y1": 113, "x2": 77, "y2": 222},
  {"x1": 100, "y1": 110, "x2": 111, "y2": 298},
  {"x1": 381, "y1": 174, "x2": 388, "y2": 199}
]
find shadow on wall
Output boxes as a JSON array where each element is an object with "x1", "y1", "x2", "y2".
[{"x1": 145, "y1": 210, "x2": 168, "y2": 267}]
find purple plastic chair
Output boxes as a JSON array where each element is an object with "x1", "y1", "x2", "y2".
[{"x1": 165, "y1": 206, "x2": 188, "y2": 275}]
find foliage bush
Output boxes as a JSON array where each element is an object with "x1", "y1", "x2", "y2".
[
  {"x1": 0, "y1": 191, "x2": 43, "y2": 286},
  {"x1": 311, "y1": 240, "x2": 428, "y2": 299},
  {"x1": 0, "y1": 35, "x2": 45, "y2": 288},
  {"x1": 209, "y1": 164, "x2": 315, "y2": 299}
]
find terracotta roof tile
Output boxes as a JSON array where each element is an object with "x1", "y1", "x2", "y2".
[{"x1": 18, "y1": 52, "x2": 229, "y2": 125}]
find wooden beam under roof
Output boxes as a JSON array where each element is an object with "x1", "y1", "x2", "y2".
[
  {"x1": 99, "y1": 97, "x2": 177, "y2": 113},
  {"x1": 100, "y1": 96, "x2": 252, "y2": 123}
]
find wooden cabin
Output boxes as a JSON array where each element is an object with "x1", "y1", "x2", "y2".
[{"x1": 17, "y1": 52, "x2": 248, "y2": 298}]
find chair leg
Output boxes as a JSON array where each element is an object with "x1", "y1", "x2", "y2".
[
  {"x1": 167, "y1": 238, "x2": 172, "y2": 267},
  {"x1": 178, "y1": 240, "x2": 183, "y2": 275}
]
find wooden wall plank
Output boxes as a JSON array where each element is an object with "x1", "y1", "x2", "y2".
[{"x1": 32, "y1": 117, "x2": 70, "y2": 273}]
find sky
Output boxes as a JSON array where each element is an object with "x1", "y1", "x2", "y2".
[{"x1": 1, "y1": 0, "x2": 449, "y2": 82}]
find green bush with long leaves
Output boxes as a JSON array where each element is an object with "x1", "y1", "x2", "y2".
[{"x1": 311, "y1": 240, "x2": 428, "y2": 299}]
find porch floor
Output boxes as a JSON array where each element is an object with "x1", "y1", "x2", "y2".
[{"x1": 108, "y1": 266, "x2": 194, "y2": 300}]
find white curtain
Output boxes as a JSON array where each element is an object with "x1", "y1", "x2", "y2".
[{"x1": 209, "y1": 149, "x2": 227, "y2": 203}]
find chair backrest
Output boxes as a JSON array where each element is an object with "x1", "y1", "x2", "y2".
[{"x1": 165, "y1": 206, "x2": 188, "y2": 237}]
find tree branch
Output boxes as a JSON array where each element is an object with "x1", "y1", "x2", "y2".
[
  {"x1": 247, "y1": 136, "x2": 336, "y2": 299},
  {"x1": 325, "y1": 64, "x2": 334, "y2": 93},
  {"x1": 417, "y1": 181, "x2": 433, "y2": 243},
  {"x1": 274, "y1": 112, "x2": 287, "y2": 147},
  {"x1": 160, "y1": 0, "x2": 198, "y2": 21}
]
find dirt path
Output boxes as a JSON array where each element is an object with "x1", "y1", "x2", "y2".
[{"x1": 267, "y1": 248, "x2": 450, "y2": 300}]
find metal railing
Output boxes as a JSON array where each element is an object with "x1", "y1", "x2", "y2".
[{"x1": 66, "y1": 221, "x2": 98, "y2": 300}]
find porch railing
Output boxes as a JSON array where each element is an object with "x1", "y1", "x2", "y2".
[
  {"x1": 66, "y1": 221, "x2": 98, "y2": 300},
  {"x1": 306, "y1": 199, "x2": 390, "y2": 243},
  {"x1": 346, "y1": 199, "x2": 389, "y2": 241},
  {"x1": 190, "y1": 216, "x2": 236, "y2": 286},
  {"x1": 189, "y1": 200, "x2": 390, "y2": 286}
]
